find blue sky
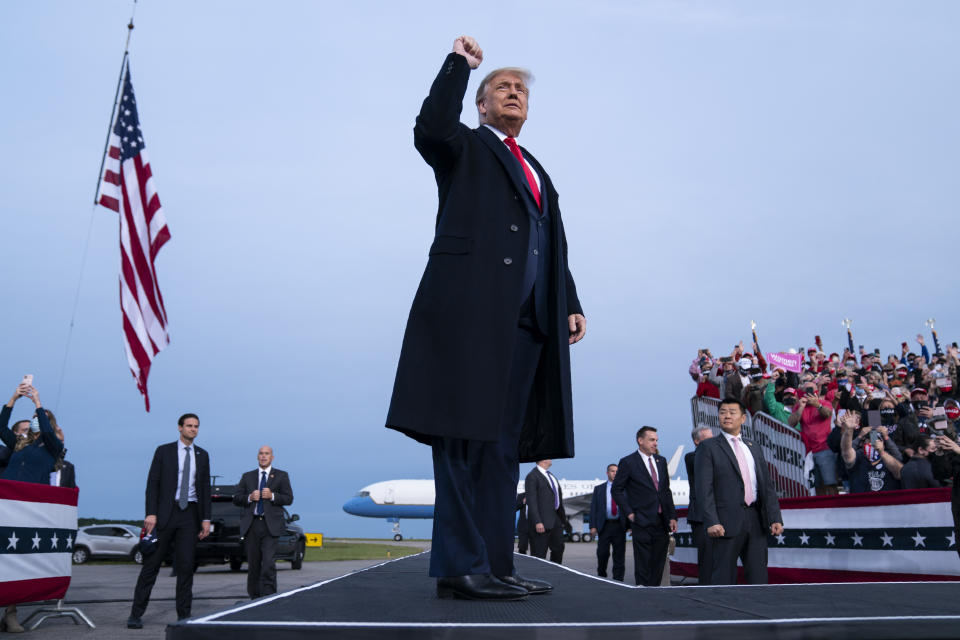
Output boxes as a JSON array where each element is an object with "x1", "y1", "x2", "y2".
[{"x1": 1, "y1": 1, "x2": 958, "y2": 538}]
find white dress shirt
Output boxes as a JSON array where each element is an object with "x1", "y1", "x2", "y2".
[
  {"x1": 250, "y1": 466, "x2": 275, "y2": 502},
  {"x1": 605, "y1": 480, "x2": 617, "y2": 519},
  {"x1": 722, "y1": 431, "x2": 758, "y2": 503},
  {"x1": 175, "y1": 441, "x2": 198, "y2": 503},
  {"x1": 637, "y1": 450, "x2": 659, "y2": 485}
]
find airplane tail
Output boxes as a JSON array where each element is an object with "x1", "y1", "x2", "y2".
[{"x1": 666, "y1": 445, "x2": 684, "y2": 477}]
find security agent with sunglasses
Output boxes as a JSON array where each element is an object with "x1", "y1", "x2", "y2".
[{"x1": 386, "y1": 36, "x2": 585, "y2": 601}]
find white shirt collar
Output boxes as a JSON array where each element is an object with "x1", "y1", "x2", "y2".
[
  {"x1": 258, "y1": 466, "x2": 272, "y2": 477},
  {"x1": 483, "y1": 123, "x2": 512, "y2": 141},
  {"x1": 536, "y1": 465, "x2": 552, "y2": 480}
]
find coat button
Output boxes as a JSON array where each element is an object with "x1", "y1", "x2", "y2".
[
  {"x1": 514, "y1": 195, "x2": 519, "y2": 201},
  {"x1": 533, "y1": 249, "x2": 539, "y2": 256},
  {"x1": 503, "y1": 257, "x2": 513, "y2": 265},
  {"x1": 510, "y1": 224, "x2": 519, "y2": 232}
]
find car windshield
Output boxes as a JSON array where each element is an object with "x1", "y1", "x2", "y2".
[{"x1": 211, "y1": 501, "x2": 242, "y2": 520}]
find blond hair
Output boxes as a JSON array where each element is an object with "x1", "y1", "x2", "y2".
[{"x1": 474, "y1": 67, "x2": 534, "y2": 105}]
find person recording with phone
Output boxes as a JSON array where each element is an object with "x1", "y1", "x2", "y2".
[
  {"x1": 0, "y1": 382, "x2": 64, "y2": 484},
  {"x1": 788, "y1": 382, "x2": 837, "y2": 495}
]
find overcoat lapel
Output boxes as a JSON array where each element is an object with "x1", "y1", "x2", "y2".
[{"x1": 476, "y1": 126, "x2": 541, "y2": 214}]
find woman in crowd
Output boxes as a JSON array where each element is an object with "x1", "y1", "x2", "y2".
[{"x1": 0, "y1": 382, "x2": 65, "y2": 633}]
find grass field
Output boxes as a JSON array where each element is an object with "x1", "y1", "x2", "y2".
[{"x1": 304, "y1": 541, "x2": 423, "y2": 562}]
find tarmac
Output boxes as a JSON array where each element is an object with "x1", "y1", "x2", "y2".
[{"x1": 12, "y1": 540, "x2": 648, "y2": 639}]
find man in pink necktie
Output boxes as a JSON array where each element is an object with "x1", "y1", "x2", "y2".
[{"x1": 694, "y1": 399, "x2": 784, "y2": 585}]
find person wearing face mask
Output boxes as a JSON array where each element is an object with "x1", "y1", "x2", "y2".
[
  {"x1": 898, "y1": 435, "x2": 941, "y2": 489},
  {"x1": 788, "y1": 382, "x2": 837, "y2": 495},
  {"x1": 0, "y1": 384, "x2": 66, "y2": 634},
  {"x1": 762, "y1": 370, "x2": 795, "y2": 423},
  {"x1": 0, "y1": 383, "x2": 63, "y2": 484}
]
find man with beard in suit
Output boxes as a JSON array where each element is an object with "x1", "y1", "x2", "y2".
[
  {"x1": 386, "y1": 35, "x2": 585, "y2": 601},
  {"x1": 695, "y1": 398, "x2": 783, "y2": 584},
  {"x1": 128, "y1": 414, "x2": 211, "y2": 628},
  {"x1": 612, "y1": 427, "x2": 677, "y2": 586},
  {"x1": 234, "y1": 445, "x2": 294, "y2": 599}
]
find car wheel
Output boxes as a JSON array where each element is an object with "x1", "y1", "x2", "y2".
[
  {"x1": 291, "y1": 541, "x2": 305, "y2": 570},
  {"x1": 571, "y1": 533, "x2": 581, "y2": 543},
  {"x1": 582, "y1": 533, "x2": 593, "y2": 543},
  {"x1": 133, "y1": 550, "x2": 143, "y2": 564},
  {"x1": 229, "y1": 557, "x2": 243, "y2": 572},
  {"x1": 393, "y1": 534, "x2": 403, "y2": 542},
  {"x1": 72, "y1": 546, "x2": 90, "y2": 564}
]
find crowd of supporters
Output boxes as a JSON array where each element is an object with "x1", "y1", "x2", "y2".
[{"x1": 689, "y1": 336, "x2": 960, "y2": 496}]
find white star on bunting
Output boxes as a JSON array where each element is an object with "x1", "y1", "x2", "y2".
[
  {"x1": 880, "y1": 532, "x2": 894, "y2": 547},
  {"x1": 50, "y1": 533, "x2": 59, "y2": 549},
  {"x1": 912, "y1": 531, "x2": 926, "y2": 548},
  {"x1": 824, "y1": 533, "x2": 836, "y2": 546},
  {"x1": 31, "y1": 532, "x2": 41, "y2": 550},
  {"x1": 798, "y1": 532, "x2": 810, "y2": 545},
  {"x1": 66, "y1": 535, "x2": 73, "y2": 549},
  {"x1": 947, "y1": 532, "x2": 956, "y2": 548},
  {"x1": 775, "y1": 533, "x2": 786, "y2": 545},
  {"x1": 851, "y1": 532, "x2": 864, "y2": 547},
  {"x1": 6, "y1": 533, "x2": 18, "y2": 550}
]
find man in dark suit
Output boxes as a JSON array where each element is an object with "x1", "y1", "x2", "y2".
[
  {"x1": 233, "y1": 445, "x2": 294, "y2": 599},
  {"x1": 612, "y1": 427, "x2": 677, "y2": 586},
  {"x1": 684, "y1": 426, "x2": 714, "y2": 584},
  {"x1": 128, "y1": 413, "x2": 211, "y2": 628},
  {"x1": 589, "y1": 463, "x2": 627, "y2": 581},
  {"x1": 524, "y1": 460, "x2": 567, "y2": 563},
  {"x1": 695, "y1": 398, "x2": 783, "y2": 585},
  {"x1": 386, "y1": 35, "x2": 585, "y2": 601}
]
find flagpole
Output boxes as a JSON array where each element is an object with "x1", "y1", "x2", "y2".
[{"x1": 54, "y1": 3, "x2": 138, "y2": 411}]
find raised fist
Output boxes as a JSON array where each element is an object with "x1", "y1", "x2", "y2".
[{"x1": 453, "y1": 36, "x2": 483, "y2": 69}]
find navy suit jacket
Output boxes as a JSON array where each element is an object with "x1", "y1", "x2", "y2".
[
  {"x1": 589, "y1": 482, "x2": 627, "y2": 532},
  {"x1": 611, "y1": 451, "x2": 676, "y2": 528},
  {"x1": 144, "y1": 441, "x2": 211, "y2": 530},
  {"x1": 694, "y1": 433, "x2": 782, "y2": 537}
]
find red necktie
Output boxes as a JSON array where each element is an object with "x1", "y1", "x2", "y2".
[
  {"x1": 648, "y1": 457, "x2": 662, "y2": 513},
  {"x1": 611, "y1": 495, "x2": 618, "y2": 517},
  {"x1": 504, "y1": 137, "x2": 541, "y2": 209}
]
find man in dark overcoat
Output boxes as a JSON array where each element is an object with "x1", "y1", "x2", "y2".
[{"x1": 386, "y1": 35, "x2": 585, "y2": 601}]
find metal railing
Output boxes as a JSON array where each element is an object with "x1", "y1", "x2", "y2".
[{"x1": 690, "y1": 396, "x2": 811, "y2": 498}]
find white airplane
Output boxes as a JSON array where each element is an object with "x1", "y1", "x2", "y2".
[{"x1": 343, "y1": 446, "x2": 689, "y2": 541}]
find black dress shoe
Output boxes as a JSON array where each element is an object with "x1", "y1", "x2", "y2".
[
  {"x1": 126, "y1": 616, "x2": 143, "y2": 629},
  {"x1": 497, "y1": 574, "x2": 553, "y2": 594},
  {"x1": 437, "y1": 574, "x2": 528, "y2": 600}
]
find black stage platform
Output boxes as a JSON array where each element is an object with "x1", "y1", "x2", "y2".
[{"x1": 169, "y1": 552, "x2": 960, "y2": 640}]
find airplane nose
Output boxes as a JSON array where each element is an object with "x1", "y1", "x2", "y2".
[{"x1": 342, "y1": 497, "x2": 364, "y2": 515}]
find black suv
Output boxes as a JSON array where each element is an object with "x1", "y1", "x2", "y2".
[{"x1": 195, "y1": 484, "x2": 306, "y2": 570}]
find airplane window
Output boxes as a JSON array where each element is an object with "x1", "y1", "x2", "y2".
[{"x1": 355, "y1": 491, "x2": 370, "y2": 497}]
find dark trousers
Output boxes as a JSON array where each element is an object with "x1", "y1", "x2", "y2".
[
  {"x1": 429, "y1": 325, "x2": 545, "y2": 578},
  {"x1": 245, "y1": 517, "x2": 278, "y2": 598},
  {"x1": 529, "y1": 521, "x2": 564, "y2": 563},
  {"x1": 597, "y1": 519, "x2": 626, "y2": 581},
  {"x1": 710, "y1": 504, "x2": 767, "y2": 585},
  {"x1": 516, "y1": 515, "x2": 529, "y2": 554},
  {"x1": 131, "y1": 503, "x2": 198, "y2": 619},
  {"x1": 631, "y1": 514, "x2": 669, "y2": 586},
  {"x1": 690, "y1": 522, "x2": 713, "y2": 585}
]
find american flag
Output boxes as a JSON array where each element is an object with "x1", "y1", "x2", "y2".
[{"x1": 97, "y1": 62, "x2": 170, "y2": 411}]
